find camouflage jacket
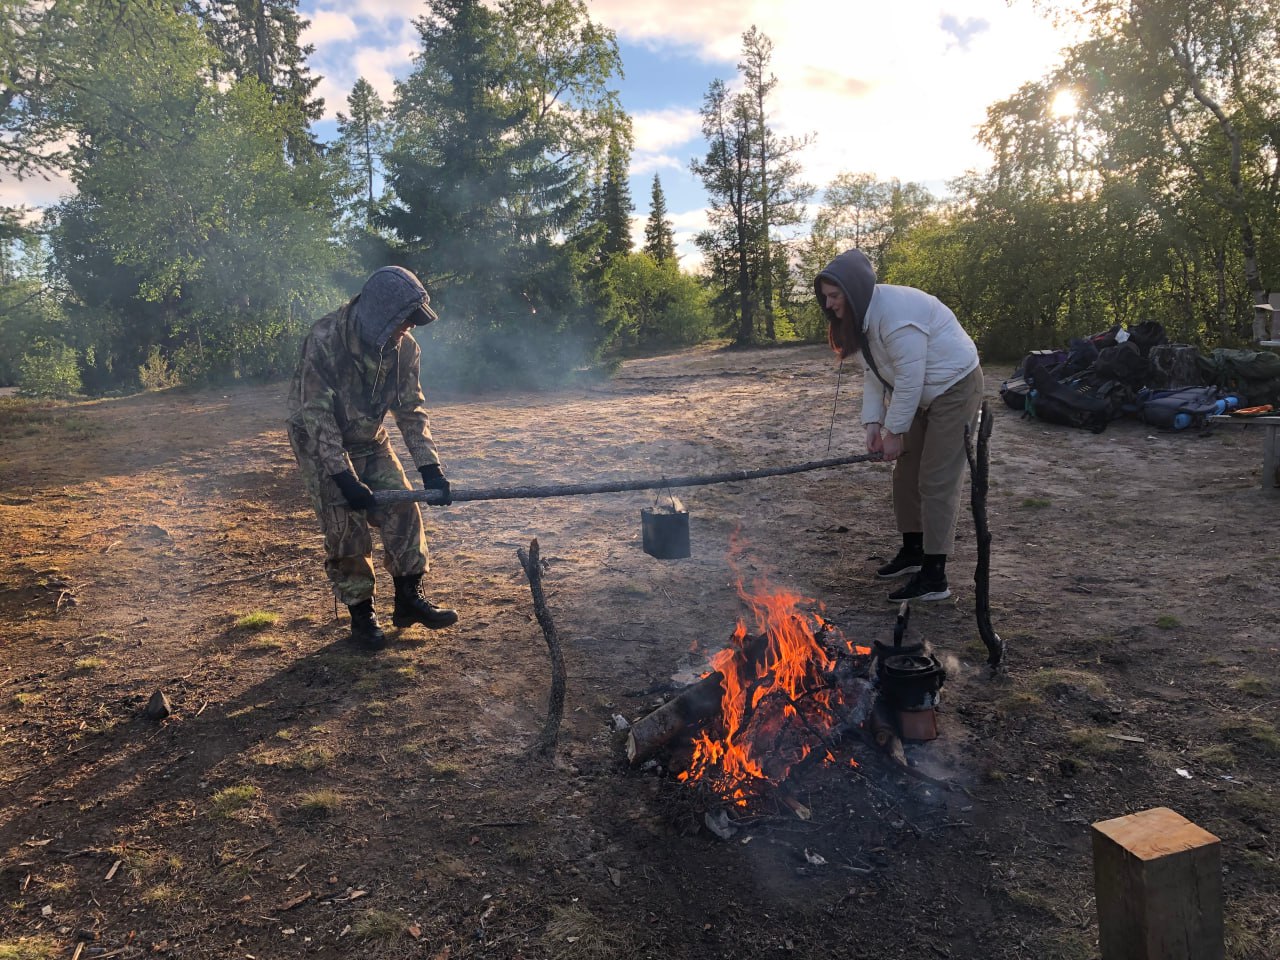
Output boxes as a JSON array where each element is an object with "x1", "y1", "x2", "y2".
[{"x1": 286, "y1": 301, "x2": 441, "y2": 477}]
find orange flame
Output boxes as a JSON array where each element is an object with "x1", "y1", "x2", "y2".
[{"x1": 681, "y1": 574, "x2": 865, "y2": 803}]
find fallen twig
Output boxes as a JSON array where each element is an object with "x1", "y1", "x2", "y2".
[
  {"x1": 517, "y1": 539, "x2": 566, "y2": 758},
  {"x1": 185, "y1": 561, "x2": 306, "y2": 594}
]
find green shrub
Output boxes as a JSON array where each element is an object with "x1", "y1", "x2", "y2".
[{"x1": 16, "y1": 341, "x2": 81, "y2": 397}]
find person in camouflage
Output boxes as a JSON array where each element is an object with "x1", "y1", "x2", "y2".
[{"x1": 287, "y1": 266, "x2": 458, "y2": 649}]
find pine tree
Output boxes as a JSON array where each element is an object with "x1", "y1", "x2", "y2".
[{"x1": 643, "y1": 174, "x2": 676, "y2": 264}]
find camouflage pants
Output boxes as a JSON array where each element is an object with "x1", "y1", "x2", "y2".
[{"x1": 288, "y1": 428, "x2": 429, "y2": 605}]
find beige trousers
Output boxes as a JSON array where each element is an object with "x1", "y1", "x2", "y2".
[{"x1": 891, "y1": 366, "x2": 984, "y2": 555}]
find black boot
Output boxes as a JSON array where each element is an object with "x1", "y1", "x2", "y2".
[
  {"x1": 347, "y1": 598, "x2": 387, "y2": 650},
  {"x1": 392, "y1": 575, "x2": 459, "y2": 629},
  {"x1": 877, "y1": 532, "x2": 924, "y2": 579}
]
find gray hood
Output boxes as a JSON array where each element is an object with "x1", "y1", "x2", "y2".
[
  {"x1": 815, "y1": 249, "x2": 876, "y2": 330},
  {"x1": 351, "y1": 266, "x2": 437, "y2": 349}
]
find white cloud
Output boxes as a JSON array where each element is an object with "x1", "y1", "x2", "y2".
[
  {"x1": 591, "y1": 0, "x2": 1076, "y2": 188},
  {"x1": 630, "y1": 153, "x2": 682, "y2": 177},
  {"x1": 302, "y1": 9, "x2": 358, "y2": 47},
  {"x1": 631, "y1": 107, "x2": 702, "y2": 154}
]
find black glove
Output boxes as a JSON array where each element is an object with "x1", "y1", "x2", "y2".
[
  {"x1": 330, "y1": 470, "x2": 377, "y2": 511},
  {"x1": 419, "y1": 463, "x2": 452, "y2": 505}
]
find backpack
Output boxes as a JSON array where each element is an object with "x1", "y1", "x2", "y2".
[
  {"x1": 1026, "y1": 364, "x2": 1114, "y2": 433},
  {"x1": 1128, "y1": 320, "x2": 1168, "y2": 356},
  {"x1": 1091, "y1": 341, "x2": 1149, "y2": 388},
  {"x1": 1138, "y1": 386, "x2": 1228, "y2": 430},
  {"x1": 999, "y1": 375, "x2": 1031, "y2": 411}
]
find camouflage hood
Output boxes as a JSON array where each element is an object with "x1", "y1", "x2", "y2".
[{"x1": 351, "y1": 266, "x2": 437, "y2": 350}]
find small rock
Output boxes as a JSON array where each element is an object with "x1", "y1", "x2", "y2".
[
  {"x1": 144, "y1": 689, "x2": 172, "y2": 721},
  {"x1": 610, "y1": 713, "x2": 630, "y2": 732}
]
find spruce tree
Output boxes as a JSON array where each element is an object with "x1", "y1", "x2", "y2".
[
  {"x1": 599, "y1": 129, "x2": 633, "y2": 258},
  {"x1": 643, "y1": 174, "x2": 676, "y2": 264},
  {"x1": 195, "y1": 0, "x2": 324, "y2": 160},
  {"x1": 336, "y1": 78, "x2": 386, "y2": 217}
]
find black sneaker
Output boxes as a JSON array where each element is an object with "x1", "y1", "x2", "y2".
[
  {"x1": 876, "y1": 548, "x2": 924, "y2": 579},
  {"x1": 887, "y1": 572, "x2": 950, "y2": 602}
]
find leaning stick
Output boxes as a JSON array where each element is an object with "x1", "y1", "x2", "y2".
[
  {"x1": 964, "y1": 402, "x2": 1004, "y2": 668},
  {"x1": 517, "y1": 538, "x2": 566, "y2": 758},
  {"x1": 375, "y1": 453, "x2": 882, "y2": 507}
]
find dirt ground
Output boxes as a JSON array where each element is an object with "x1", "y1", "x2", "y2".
[{"x1": 0, "y1": 342, "x2": 1277, "y2": 960}]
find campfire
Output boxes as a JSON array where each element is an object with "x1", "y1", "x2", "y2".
[
  {"x1": 627, "y1": 574, "x2": 899, "y2": 808},
  {"x1": 676, "y1": 582, "x2": 874, "y2": 806}
]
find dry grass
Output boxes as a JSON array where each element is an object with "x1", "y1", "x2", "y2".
[
  {"x1": 210, "y1": 784, "x2": 261, "y2": 818},
  {"x1": 542, "y1": 905, "x2": 636, "y2": 960},
  {"x1": 0, "y1": 938, "x2": 61, "y2": 959}
]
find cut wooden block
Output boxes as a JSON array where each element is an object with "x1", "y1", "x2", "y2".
[{"x1": 1092, "y1": 807, "x2": 1223, "y2": 960}]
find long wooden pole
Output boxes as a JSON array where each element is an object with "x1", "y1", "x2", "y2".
[{"x1": 373, "y1": 452, "x2": 882, "y2": 507}]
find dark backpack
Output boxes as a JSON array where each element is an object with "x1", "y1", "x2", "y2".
[
  {"x1": 1138, "y1": 386, "x2": 1225, "y2": 430},
  {"x1": 1128, "y1": 320, "x2": 1168, "y2": 356},
  {"x1": 1092, "y1": 341, "x2": 1149, "y2": 388},
  {"x1": 999, "y1": 375, "x2": 1032, "y2": 411},
  {"x1": 1026, "y1": 364, "x2": 1114, "y2": 433}
]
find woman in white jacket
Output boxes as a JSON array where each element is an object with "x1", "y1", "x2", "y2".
[{"x1": 815, "y1": 248, "x2": 983, "y2": 602}]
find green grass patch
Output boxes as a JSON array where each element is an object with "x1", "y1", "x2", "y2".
[
  {"x1": 210, "y1": 784, "x2": 261, "y2": 818},
  {"x1": 1020, "y1": 497, "x2": 1051, "y2": 508},
  {"x1": 0, "y1": 938, "x2": 61, "y2": 959},
  {"x1": 287, "y1": 746, "x2": 333, "y2": 772},
  {"x1": 234, "y1": 611, "x2": 279, "y2": 631},
  {"x1": 297, "y1": 789, "x2": 344, "y2": 818},
  {"x1": 1230, "y1": 788, "x2": 1276, "y2": 817},
  {"x1": 1194, "y1": 744, "x2": 1237, "y2": 768},
  {"x1": 995, "y1": 691, "x2": 1043, "y2": 714},
  {"x1": 140, "y1": 883, "x2": 179, "y2": 905},
  {"x1": 1220, "y1": 719, "x2": 1280, "y2": 756},
  {"x1": 542, "y1": 904, "x2": 635, "y2": 960},
  {"x1": 351, "y1": 909, "x2": 406, "y2": 943},
  {"x1": 1030, "y1": 668, "x2": 1109, "y2": 699},
  {"x1": 1005, "y1": 886, "x2": 1061, "y2": 920},
  {"x1": 1155, "y1": 614, "x2": 1182, "y2": 630},
  {"x1": 1065, "y1": 728, "x2": 1121, "y2": 756},
  {"x1": 1231, "y1": 675, "x2": 1270, "y2": 697}
]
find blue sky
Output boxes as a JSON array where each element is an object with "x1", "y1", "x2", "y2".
[{"x1": 2, "y1": 1, "x2": 1077, "y2": 266}]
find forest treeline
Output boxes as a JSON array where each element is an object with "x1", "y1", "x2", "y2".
[{"x1": 0, "y1": 0, "x2": 1277, "y2": 395}]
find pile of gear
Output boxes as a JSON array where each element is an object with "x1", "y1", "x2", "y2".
[{"x1": 999, "y1": 321, "x2": 1280, "y2": 433}]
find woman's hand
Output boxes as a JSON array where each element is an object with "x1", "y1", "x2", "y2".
[
  {"x1": 865, "y1": 423, "x2": 884, "y2": 454},
  {"x1": 880, "y1": 431, "x2": 905, "y2": 461}
]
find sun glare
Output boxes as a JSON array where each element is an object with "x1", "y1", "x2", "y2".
[{"x1": 1050, "y1": 88, "x2": 1079, "y2": 119}]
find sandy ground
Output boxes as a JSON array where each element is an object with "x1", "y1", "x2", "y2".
[{"x1": 0, "y1": 342, "x2": 1277, "y2": 959}]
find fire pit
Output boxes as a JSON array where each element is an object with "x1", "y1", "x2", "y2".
[{"x1": 626, "y1": 579, "x2": 946, "y2": 815}]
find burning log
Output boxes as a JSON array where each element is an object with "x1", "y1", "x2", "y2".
[
  {"x1": 965, "y1": 401, "x2": 1004, "y2": 667},
  {"x1": 626, "y1": 631, "x2": 772, "y2": 765},
  {"x1": 517, "y1": 538, "x2": 566, "y2": 758},
  {"x1": 626, "y1": 672, "x2": 724, "y2": 765}
]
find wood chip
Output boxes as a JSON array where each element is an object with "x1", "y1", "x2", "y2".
[
  {"x1": 105, "y1": 859, "x2": 122, "y2": 881},
  {"x1": 71, "y1": 945, "x2": 83, "y2": 960},
  {"x1": 1107, "y1": 734, "x2": 1146, "y2": 743},
  {"x1": 276, "y1": 890, "x2": 312, "y2": 912}
]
